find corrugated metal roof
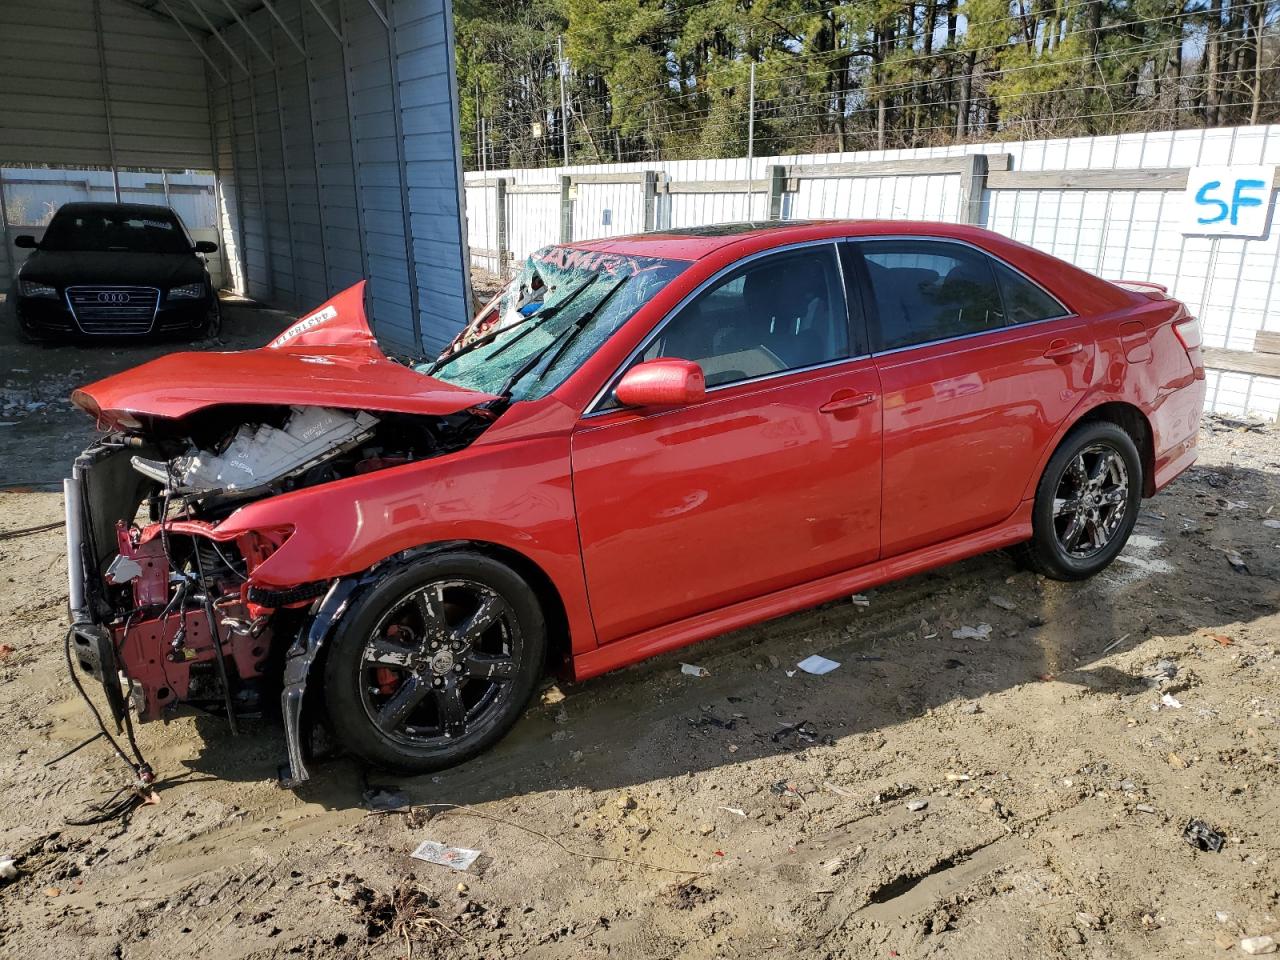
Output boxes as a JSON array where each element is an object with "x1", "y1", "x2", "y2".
[{"x1": 115, "y1": 0, "x2": 264, "y2": 34}]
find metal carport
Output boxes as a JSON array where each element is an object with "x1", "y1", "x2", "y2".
[{"x1": 0, "y1": 0, "x2": 471, "y2": 354}]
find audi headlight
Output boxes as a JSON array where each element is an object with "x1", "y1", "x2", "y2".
[
  {"x1": 168, "y1": 282, "x2": 206, "y2": 300},
  {"x1": 19, "y1": 280, "x2": 56, "y2": 299}
]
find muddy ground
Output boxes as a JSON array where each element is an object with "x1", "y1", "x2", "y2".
[{"x1": 0, "y1": 295, "x2": 1278, "y2": 960}]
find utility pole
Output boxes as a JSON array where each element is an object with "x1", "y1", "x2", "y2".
[
  {"x1": 746, "y1": 60, "x2": 756, "y2": 218},
  {"x1": 558, "y1": 36, "x2": 570, "y2": 166},
  {"x1": 475, "y1": 78, "x2": 482, "y2": 171}
]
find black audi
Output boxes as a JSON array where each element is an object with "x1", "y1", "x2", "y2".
[{"x1": 10, "y1": 202, "x2": 221, "y2": 341}]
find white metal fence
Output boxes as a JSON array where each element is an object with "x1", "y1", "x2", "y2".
[{"x1": 464, "y1": 124, "x2": 1280, "y2": 420}]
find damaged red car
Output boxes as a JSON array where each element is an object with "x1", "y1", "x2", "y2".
[{"x1": 64, "y1": 221, "x2": 1206, "y2": 783}]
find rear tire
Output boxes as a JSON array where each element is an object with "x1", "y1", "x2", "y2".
[
  {"x1": 1019, "y1": 421, "x2": 1142, "y2": 581},
  {"x1": 322, "y1": 552, "x2": 545, "y2": 773}
]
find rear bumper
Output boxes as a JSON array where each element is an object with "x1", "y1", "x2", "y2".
[
  {"x1": 16, "y1": 294, "x2": 212, "y2": 338},
  {"x1": 1152, "y1": 375, "x2": 1207, "y2": 492}
]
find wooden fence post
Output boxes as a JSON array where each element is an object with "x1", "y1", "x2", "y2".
[
  {"x1": 559, "y1": 175, "x2": 573, "y2": 243},
  {"x1": 767, "y1": 165, "x2": 786, "y2": 220},
  {"x1": 642, "y1": 171, "x2": 659, "y2": 231},
  {"x1": 958, "y1": 153, "x2": 989, "y2": 225},
  {"x1": 495, "y1": 177, "x2": 509, "y2": 274}
]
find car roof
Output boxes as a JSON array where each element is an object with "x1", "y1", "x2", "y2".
[
  {"x1": 564, "y1": 220, "x2": 1008, "y2": 261},
  {"x1": 54, "y1": 201, "x2": 178, "y2": 219}
]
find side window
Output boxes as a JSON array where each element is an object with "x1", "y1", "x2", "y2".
[
  {"x1": 643, "y1": 246, "x2": 848, "y2": 388},
  {"x1": 859, "y1": 240, "x2": 1006, "y2": 351},
  {"x1": 990, "y1": 259, "x2": 1070, "y2": 325}
]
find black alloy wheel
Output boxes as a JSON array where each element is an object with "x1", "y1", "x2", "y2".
[
  {"x1": 1019, "y1": 420, "x2": 1143, "y2": 580},
  {"x1": 323, "y1": 552, "x2": 545, "y2": 772}
]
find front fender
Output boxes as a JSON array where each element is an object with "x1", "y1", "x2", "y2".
[{"x1": 212, "y1": 434, "x2": 597, "y2": 657}]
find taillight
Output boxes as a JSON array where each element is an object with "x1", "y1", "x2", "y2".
[{"x1": 1174, "y1": 316, "x2": 1202, "y2": 352}]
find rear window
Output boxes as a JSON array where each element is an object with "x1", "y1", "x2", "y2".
[
  {"x1": 990, "y1": 260, "x2": 1071, "y2": 324},
  {"x1": 40, "y1": 207, "x2": 192, "y2": 255},
  {"x1": 860, "y1": 240, "x2": 1006, "y2": 351}
]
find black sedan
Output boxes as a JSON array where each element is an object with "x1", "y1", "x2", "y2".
[{"x1": 11, "y1": 202, "x2": 221, "y2": 341}]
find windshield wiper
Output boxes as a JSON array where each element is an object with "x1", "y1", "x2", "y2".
[
  {"x1": 495, "y1": 275, "x2": 629, "y2": 400},
  {"x1": 422, "y1": 273, "x2": 600, "y2": 376}
]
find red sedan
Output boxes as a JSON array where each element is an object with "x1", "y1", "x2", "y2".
[{"x1": 67, "y1": 220, "x2": 1205, "y2": 782}]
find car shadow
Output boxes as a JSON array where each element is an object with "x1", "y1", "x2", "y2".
[{"x1": 179, "y1": 455, "x2": 1279, "y2": 813}]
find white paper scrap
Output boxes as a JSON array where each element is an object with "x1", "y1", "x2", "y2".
[
  {"x1": 410, "y1": 840, "x2": 481, "y2": 872},
  {"x1": 796, "y1": 655, "x2": 841, "y2": 676}
]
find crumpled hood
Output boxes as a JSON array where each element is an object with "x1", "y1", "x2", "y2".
[{"x1": 73, "y1": 282, "x2": 496, "y2": 424}]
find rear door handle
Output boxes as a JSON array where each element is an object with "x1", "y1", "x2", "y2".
[
  {"x1": 1043, "y1": 340, "x2": 1084, "y2": 362},
  {"x1": 819, "y1": 391, "x2": 876, "y2": 414}
]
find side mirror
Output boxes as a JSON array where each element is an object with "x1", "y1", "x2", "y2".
[
  {"x1": 14, "y1": 235, "x2": 37, "y2": 249},
  {"x1": 615, "y1": 358, "x2": 706, "y2": 409},
  {"x1": 194, "y1": 240, "x2": 218, "y2": 254}
]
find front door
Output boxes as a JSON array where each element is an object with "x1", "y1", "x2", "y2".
[{"x1": 571, "y1": 243, "x2": 883, "y2": 644}]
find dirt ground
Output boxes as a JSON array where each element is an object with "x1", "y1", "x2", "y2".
[{"x1": 0, "y1": 295, "x2": 1278, "y2": 960}]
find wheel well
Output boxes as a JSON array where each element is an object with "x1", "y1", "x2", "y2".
[
  {"x1": 1076, "y1": 402, "x2": 1156, "y2": 496},
  {"x1": 466, "y1": 542, "x2": 573, "y2": 676}
]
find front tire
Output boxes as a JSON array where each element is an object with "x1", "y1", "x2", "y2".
[
  {"x1": 322, "y1": 552, "x2": 546, "y2": 772},
  {"x1": 1020, "y1": 421, "x2": 1142, "y2": 581},
  {"x1": 198, "y1": 295, "x2": 223, "y2": 340}
]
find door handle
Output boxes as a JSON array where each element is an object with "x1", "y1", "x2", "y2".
[
  {"x1": 819, "y1": 391, "x2": 876, "y2": 414},
  {"x1": 1043, "y1": 339, "x2": 1084, "y2": 362}
]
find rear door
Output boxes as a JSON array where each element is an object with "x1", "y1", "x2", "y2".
[
  {"x1": 571, "y1": 242, "x2": 883, "y2": 644},
  {"x1": 846, "y1": 238, "x2": 1094, "y2": 558}
]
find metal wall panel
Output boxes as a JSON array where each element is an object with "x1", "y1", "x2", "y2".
[
  {"x1": 0, "y1": 0, "x2": 212, "y2": 170},
  {"x1": 205, "y1": 0, "x2": 469, "y2": 353}
]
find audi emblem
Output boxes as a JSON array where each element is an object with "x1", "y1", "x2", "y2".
[{"x1": 97, "y1": 292, "x2": 130, "y2": 304}]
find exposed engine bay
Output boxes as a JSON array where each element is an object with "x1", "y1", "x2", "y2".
[{"x1": 65, "y1": 400, "x2": 492, "y2": 761}]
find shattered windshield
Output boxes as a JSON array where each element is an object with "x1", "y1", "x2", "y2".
[{"x1": 422, "y1": 247, "x2": 688, "y2": 402}]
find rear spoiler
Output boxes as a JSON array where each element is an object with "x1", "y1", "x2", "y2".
[{"x1": 1113, "y1": 279, "x2": 1172, "y2": 300}]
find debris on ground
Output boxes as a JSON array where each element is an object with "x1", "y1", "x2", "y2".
[
  {"x1": 1225, "y1": 549, "x2": 1251, "y2": 573},
  {"x1": 906, "y1": 799, "x2": 929, "y2": 812},
  {"x1": 680, "y1": 663, "x2": 710, "y2": 678},
  {"x1": 1158, "y1": 693, "x2": 1183, "y2": 709},
  {"x1": 363, "y1": 787, "x2": 410, "y2": 812},
  {"x1": 1146, "y1": 658, "x2": 1178, "y2": 682},
  {"x1": 952, "y1": 623, "x2": 993, "y2": 640},
  {"x1": 1183, "y1": 819, "x2": 1225, "y2": 852},
  {"x1": 0, "y1": 857, "x2": 16, "y2": 881},
  {"x1": 796, "y1": 654, "x2": 841, "y2": 675},
  {"x1": 770, "y1": 780, "x2": 804, "y2": 800},
  {"x1": 989, "y1": 595, "x2": 1018, "y2": 611},
  {"x1": 1241, "y1": 936, "x2": 1278, "y2": 955},
  {"x1": 0, "y1": 643, "x2": 14, "y2": 660},
  {"x1": 1102, "y1": 633, "x2": 1131, "y2": 653},
  {"x1": 771, "y1": 720, "x2": 821, "y2": 744},
  {"x1": 410, "y1": 840, "x2": 482, "y2": 872},
  {"x1": 850, "y1": 594, "x2": 871, "y2": 607}
]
